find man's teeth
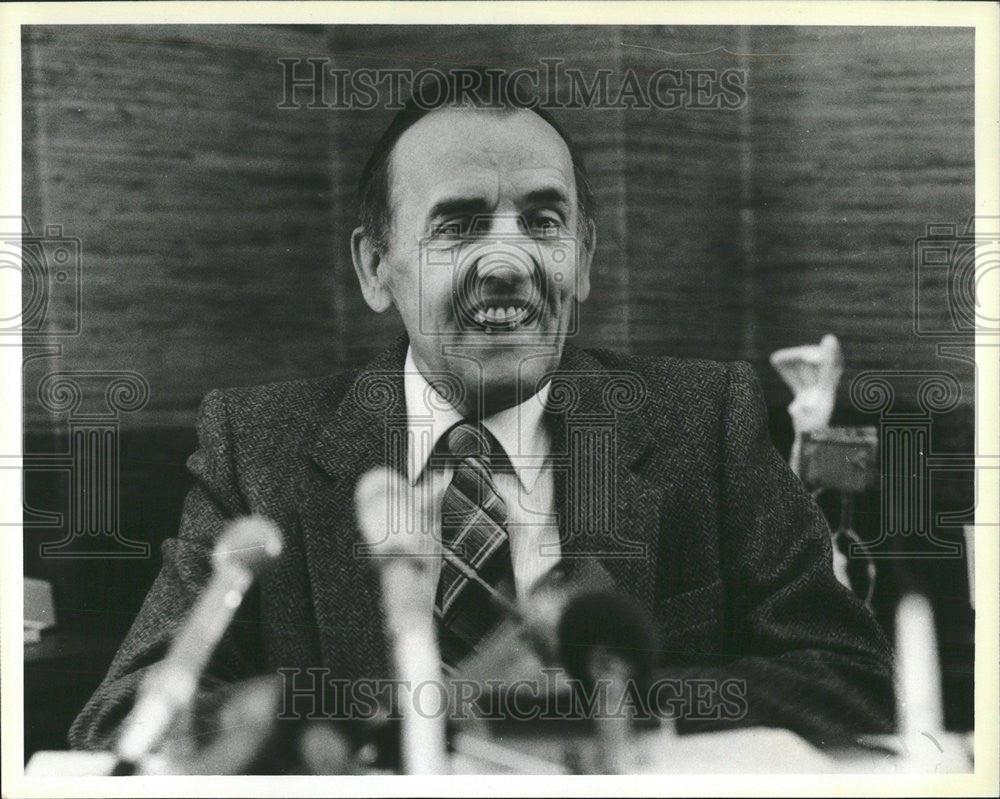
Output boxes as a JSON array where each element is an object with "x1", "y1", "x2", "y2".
[{"x1": 474, "y1": 306, "x2": 527, "y2": 326}]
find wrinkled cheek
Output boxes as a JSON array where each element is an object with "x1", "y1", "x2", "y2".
[
  {"x1": 549, "y1": 287, "x2": 576, "y2": 324},
  {"x1": 420, "y1": 298, "x2": 456, "y2": 335}
]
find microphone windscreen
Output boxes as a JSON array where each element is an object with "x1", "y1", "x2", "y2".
[
  {"x1": 355, "y1": 467, "x2": 437, "y2": 558},
  {"x1": 213, "y1": 515, "x2": 283, "y2": 576},
  {"x1": 557, "y1": 590, "x2": 658, "y2": 687},
  {"x1": 356, "y1": 467, "x2": 395, "y2": 548}
]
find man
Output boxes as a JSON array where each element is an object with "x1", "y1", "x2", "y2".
[{"x1": 70, "y1": 73, "x2": 894, "y2": 755}]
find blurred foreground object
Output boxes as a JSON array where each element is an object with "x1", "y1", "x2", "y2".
[
  {"x1": 770, "y1": 333, "x2": 844, "y2": 476},
  {"x1": 154, "y1": 675, "x2": 387, "y2": 775},
  {"x1": 875, "y1": 593, "x2": 973, "y2": 772},
  {"x1": 112, "y1": 516, "x2": 282, "y2": 774},
  {"x1": 356, "y1": 467, "x2": 448, "y2": 775},
  {"x1": 558, "y1": 590, "x2": 659, "y2": 773},
  {"x1": 26, "y1": 589, "x2": 972, "y2": 775},
  {"x1": 449, "y1": 561, "x2": 663, "y2": 774},
  {"x1": 896, "y1": 593, "x2": 944, "y2": 738},
  {"x1": 35, "y1": 478, "x2": 972, "y2": 775},
  {"x1": 964, "y1": 524, "x2": 975, "y2": 611},
  {"x1": 24, "y1": 576, "x2": 56, "y2": 644}
]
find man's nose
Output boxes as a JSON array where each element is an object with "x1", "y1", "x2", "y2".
[
  {"x1": 466, "y1": 215, "x2": 539, "y2": 293},
  {"x1": 478, "y1": 259, "x2": 525, "y2": 295},
  {"x1": 472, "y1": 243, "x2": 537, "y2": 293}
]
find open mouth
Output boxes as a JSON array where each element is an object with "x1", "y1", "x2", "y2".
[
  {"x1": 454, "y1": 249, "x2": 547, "y2": 333},
  {"x1": 456, "y1": 275, "x2": 544, "y2": 333},
  {"x1": 469, "y1": 302, "x2": 538, "y2": 332}
]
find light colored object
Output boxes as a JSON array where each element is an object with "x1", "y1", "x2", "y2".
[
  {"x1": 26, "y1": 724, "x2": 974, "y2": 776},
  {"x1": 24, "y1": 576, "x2": 56, "y2": 639},
  {"x1": 25, "y1": 751, "x2": 118, "y2": 776},
  {"x1": 356, "y1": 467, "x2": 448, "y2": 775},
  {"x1": 830, "y1": 543, "x2": 851, "y2": 591},
  {"x1": 964, "y1": 524, "x2": 975, "y2": 610},
  {"x1": 115, "y1": 516, "x2": 283, "y2": 769},
  {"x1": 769, "y1": 333, "x2": 844, "y2": 476},
  {"x1": 636, "y1": 726, "x2": 832, "y2": 773},
  {"x1": 451, "y1": 733, "x2": 565, "y2": 774},
  {"x1": 896, "y1": 593, "x2": 944, "y2": 740},
  {"x1": 590, "y1": 650, "x2": 639, "y2": 774},
  {"x1": 887, "y1": 593, "x2": 973, "y2": 772}
]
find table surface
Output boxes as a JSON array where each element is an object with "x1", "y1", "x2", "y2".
[{"x1": 25, "y1": 727, "x2": 974, "y2": 776}]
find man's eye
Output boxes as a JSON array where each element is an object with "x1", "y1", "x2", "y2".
[
  {"x1": 431, "y1": 220, "x2": 467, "y2": 238},
  {"x1": 527, "y1": 215, "x2": 562, "y2": 236}
]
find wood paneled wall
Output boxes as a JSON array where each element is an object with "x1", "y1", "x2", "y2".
[
  {"x1": 742, "y1": 27, "x2": 975, "y2": 400},
  {"x1": 22, "y1": 25, "x2": 974, "y2": 430}
]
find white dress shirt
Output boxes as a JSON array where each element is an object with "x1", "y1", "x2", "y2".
[{"x1": 403, "y1": 348, "x2": 562, "y2": 600}]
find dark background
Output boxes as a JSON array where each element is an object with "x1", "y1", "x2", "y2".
[{"x1": 21, "y1": 25, "x2": 976, "y2": 752}]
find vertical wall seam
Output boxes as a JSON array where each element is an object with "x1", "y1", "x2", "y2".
[{"x1": 737, "y1": 25, "x2": 758, "y2": 366}]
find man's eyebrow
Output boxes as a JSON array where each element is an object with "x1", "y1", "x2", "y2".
[
  {"x1": 522, "y1": 187, "x2": 571, "y2": 209},
  {"x1": 426, "y1": 196, "x2": 493, "y2": 220},
  {"x1": 425, "y1": 187, "x2": 571, "y2": 223}
]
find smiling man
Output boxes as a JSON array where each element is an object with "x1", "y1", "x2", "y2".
[
  {"x1": 351, "y1": 103, "x2": 594, "y2": 420},
  {"x1": 71, "y1": 72, "x2": 895, "y2": 759}
]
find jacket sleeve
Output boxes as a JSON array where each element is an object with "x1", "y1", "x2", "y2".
[
  {"x1": 68, "y1": 389, "x2": 265, "y2": 751},
  {"x1": 668, "y1": 361, "x2": 895, "y2": 744}
]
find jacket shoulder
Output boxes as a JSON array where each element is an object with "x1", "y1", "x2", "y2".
[
  {"x1": 581, "y1": 347, "x2": 739, "y2": 403},
  {"x1": 578, "y1": 348, "x2": 769, "y2": 448},
  {"x1": 188, "y1": 373, "x2": 360, "y2": 510},
  {"x1": 193, "y1": 372, "x2": 359, "y2": 469}
]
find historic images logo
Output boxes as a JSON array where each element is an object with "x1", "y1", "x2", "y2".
[{"x1": 278, "y1": 58, "x2": 748, "y2": 112}]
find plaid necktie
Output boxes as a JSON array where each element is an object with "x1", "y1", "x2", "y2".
[{"x1": 435, "y1": 422, "x2": 515, "y2": 668}]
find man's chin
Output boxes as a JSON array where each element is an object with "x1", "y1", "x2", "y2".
[
  {"x1": 453, "y1": 324, "x2": 563, "y2": 352},
  {"x1": 456, "y1": 346, "x2": 562, "y2": 416}
]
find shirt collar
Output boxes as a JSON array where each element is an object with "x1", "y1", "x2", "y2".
[{"x1": 403, "y1": 347, "x2": 551, "y2": 490}]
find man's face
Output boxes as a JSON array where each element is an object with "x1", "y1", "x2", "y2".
[{"x1": 353, "y1": 108, "x2": 594, "y2": 418}]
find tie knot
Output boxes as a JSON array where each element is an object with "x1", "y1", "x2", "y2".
[{"x1": 446, "y1": 422, "x2": 492, "y2": 461}]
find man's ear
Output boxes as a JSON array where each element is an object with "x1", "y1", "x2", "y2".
[
  {"x1": 574, "y1": 218, "x2": 596, "y2": 303},
  {"x1": 351, "y1": 227, "x2": 393, "y2": 313}
]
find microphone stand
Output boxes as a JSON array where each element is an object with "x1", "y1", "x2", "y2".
[
  {"x1": 111, "y1": 517, "x2": 282, "y2": 775},
  {"x1": 356, "y1": 468, "x2": 449, "y2": 775}
]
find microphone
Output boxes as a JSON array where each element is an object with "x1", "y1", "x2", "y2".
[
  {"x1": 355, "y1": 467, "x2": 448, "y2": 775},
  {"x1": 556, "y1": 589, "x2": 659, "y2": 774},
  {"x1": 113, "y1": 516, "x2": 282, "y2": 774},
  {"x1": 557, "y1": 589, "x2": 658, "y2": 690},
  {"x1": 895, "y1": 593, "x2": 944, "y2": 744}
]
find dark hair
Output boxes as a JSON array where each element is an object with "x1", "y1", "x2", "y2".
[{"x1": 356, "y1": 67, "x2": 595, "y2": 254}]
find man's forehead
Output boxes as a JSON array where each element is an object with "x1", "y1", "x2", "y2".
[
  {"x1": 421, "y1": 166, "x2": 573, "y2": 204},
  {"x1": 388, "y1": 108, "x2": 575, "y2": 208}
]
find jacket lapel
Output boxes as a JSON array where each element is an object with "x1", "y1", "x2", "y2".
[
  {"x1": 546, "y1": 345, "x2": 667, "y2": 611},
  {"x1": 297, "y1": 337, "x2": 409, "y2": 682}
]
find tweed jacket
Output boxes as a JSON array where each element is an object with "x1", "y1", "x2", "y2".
[{"x1": 70, "y1": 337, "x2": 894, "y2": 751}]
